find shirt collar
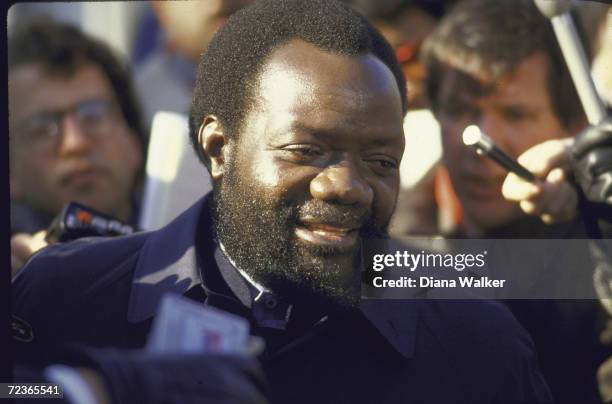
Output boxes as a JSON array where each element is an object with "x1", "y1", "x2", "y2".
[
  {"x1": 127, "y1": 193, "x2": 293, "y2": 330},
  {"x1": 219, "y1": 242, "x2": 267, "y2": 300},
  {"x1": 127, "y1": 193, "x2": 418, "y2": 358},
  {"x1": 215, "y1": 242, "x2": 294, "y2": 330}
]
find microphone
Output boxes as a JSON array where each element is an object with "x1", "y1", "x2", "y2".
[
  {"x1": 462, "y1": 125, "x2": 537, "y2": 182},
  {"x1": 533, "y1": 0, "x2": 606, "y2": 125},
  {"x1": 45, "y1": 202, "x2": 135, "y2": 243}
]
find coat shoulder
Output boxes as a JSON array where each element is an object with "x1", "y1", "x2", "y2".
[{"x1": 12, "y1": 232, "x2": 150, "y2": 320}]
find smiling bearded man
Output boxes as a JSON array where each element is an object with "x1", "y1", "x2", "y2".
[
  {"x1": 12, "y1": 1, "x2": 553, "y2": 403},
  {"x1": 211, "y1": 40, "x2": 397, "y2": 310}
]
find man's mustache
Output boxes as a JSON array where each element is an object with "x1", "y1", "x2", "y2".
[
  {"x1": 292, "y1": 200, "x2": 387, "y2": 238},
  {"x1": 295, "y1": 200, "x2": 370, "y2": 229}
]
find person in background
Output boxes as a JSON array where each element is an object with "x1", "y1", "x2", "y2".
[
  {"x1": 357, "y1": 0, "x2": 449, "y2": 110},
  {"x1": 356, "y1": 0, "x2": 450, "y2": 236},
  {"x1": 505, "y1": 116, "x2": 612, "y2": 403},
  {"x1": 134, "y1": 0, "x2": 253, "y2": 129},
  {"x1": 9, "y1": 21, "x2": 145, "y2": 274},
  {"x1": 416, "y1": 0, "x2": 609, "y2": 402},
  {"x1": 421, "y1": 0, "x2": 589, "y2": 238}
]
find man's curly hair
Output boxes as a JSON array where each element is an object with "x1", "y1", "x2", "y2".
[{"x1": 189, "y1": 0, "x2": 407, "y2": 170}]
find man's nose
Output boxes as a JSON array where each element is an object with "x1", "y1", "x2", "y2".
[
  {"x1": 57, "y1": 115, "x2": 91, "y2": 156},
  {"x1": 310, "y1": 160, "x2": 373, "y2": 207}
]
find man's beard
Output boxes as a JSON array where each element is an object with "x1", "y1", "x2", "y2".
[{"x1": 212, "y1": 161, "x2": 388, "y2": 311}]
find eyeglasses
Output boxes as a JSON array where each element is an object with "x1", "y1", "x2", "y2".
[{"x1": 11, "y1": 99, "x2": 119, "y2": 151}]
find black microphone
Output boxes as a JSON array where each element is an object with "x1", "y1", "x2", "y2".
[
  {"x1": 534, "y1": 0, "x2": 606, "y2": 125},
  {"x1": 45, "y1": 202, "x2": 135, "y2": 243},
  {"x1": 462, "y1": 125, "x2": 537, "y2": 182}
]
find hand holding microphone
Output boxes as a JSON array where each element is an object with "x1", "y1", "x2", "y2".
[
  {"x1": 11, "y1": 202, "x2": 135, "y2": 278},
  {"x1": 11, "y1": 230, "x2": 48, "y2": 278},
  {"x1": 502, "y1": 138, "x2": 578, "y2": 224},
  {"x1": 463, "y1": 125, "x2": 578, "y2": 224}
]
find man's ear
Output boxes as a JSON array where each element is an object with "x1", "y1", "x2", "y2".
[{"x1": 198, "y1": 115, "x2": 229, "y2": 180}]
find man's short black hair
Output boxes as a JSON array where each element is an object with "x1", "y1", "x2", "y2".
[
  {"x1": 422, "y1": 0, "x2": 587, "y2": 130},
  {"x1": 190, "y1": 0, "x2": 407, "y2": 169},
  {"x1": 8, "y1": 20, "x2": 146, "y2": 148}
]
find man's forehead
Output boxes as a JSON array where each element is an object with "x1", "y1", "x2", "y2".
[
  {"x1": 438, "y1": 54, "x2": 551, "y2": 106},
  {"x1": 9, "y1": 62, "x2": 114, "y2": 117},
  {"x1": 253, "y1": 40, "x2": 402, "y2": 117},
  {"x1": 437, "y1": 66, "x2": 492, "y2": 103},
  {"x1": 10, "y1": 59, "x2": 92, "y2": 85}
]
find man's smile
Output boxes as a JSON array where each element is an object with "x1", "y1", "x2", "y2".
[{"x1": 295, "y1": 218, "x2": 360, "y2": 248}]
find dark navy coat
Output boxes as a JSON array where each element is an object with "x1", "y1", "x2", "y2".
[{"x1": 12, "y1": 196, "x2": 552, "y2": 404}]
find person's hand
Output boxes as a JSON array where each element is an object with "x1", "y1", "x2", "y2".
[
  {"x1": 598, "y1": 356, "x2": 612, "y2": 403},
  {"x1": 502, "y1": 138, "x2": 578, "y2": 224},
  {"x1": 11, "y1": 230, "x2": 48, "y2": 277},
  {"x1": 598, "y1": 320, "x2": 612, "y2": 402}
]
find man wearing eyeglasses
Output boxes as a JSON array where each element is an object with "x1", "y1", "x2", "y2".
[{"x1": 9, "y1": 21, "x2": 145, "y2": 274}]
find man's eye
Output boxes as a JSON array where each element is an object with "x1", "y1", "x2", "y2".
[
  {"x1": 367, "y1": 158, "x2": 398, "y2": 171},
  {"x1": 283, "y1": 146, "x2": 322, "y2": 157},
  {"x1": 294, "y1": 148, "x2": 319, "y2": 156},
  {"x1": 502, "y1": 108, "x2": 529, "y2": 122},
  {"x1": 21, "y1": 117, "x2": 57, "y2": 141},
  {"x1": 439, "y1": 102, "x2": 477, "y2": 119}
]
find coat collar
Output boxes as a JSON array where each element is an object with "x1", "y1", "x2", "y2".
[
  {"x1": 127, "y1": 194, "x2": 417, "y2": 358},
  {"x1": 359, "y1": 299, "x2": 418, "y2": 358},
  {"x1": 127, "y1": 197, "x2": 206, "y2": 323}
]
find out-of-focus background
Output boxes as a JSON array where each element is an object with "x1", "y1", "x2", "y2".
[
  {"x1": 9, "y1": 2, "x2": 145, "y2": 61},
  {"x1": 8, "y1": 1, "x2": 610, "y2": 222}
]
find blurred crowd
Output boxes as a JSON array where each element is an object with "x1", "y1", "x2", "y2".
[{"x1": 8, "y1": 0, "x2": 612, "y2": 402}]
